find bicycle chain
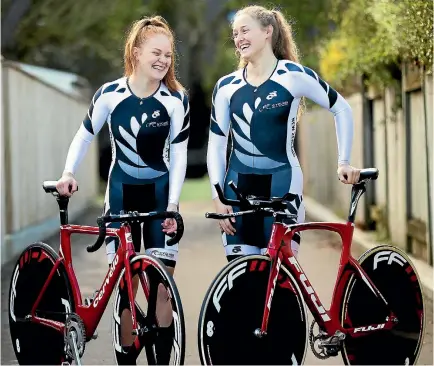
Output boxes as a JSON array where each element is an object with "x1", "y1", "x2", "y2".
[{"x1": 64, "y1": 313, "x2": 86, "y2": 359}]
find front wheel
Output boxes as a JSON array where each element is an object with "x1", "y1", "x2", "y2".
[
  {"x1": 8, "y1": 242, "x2": 75, "y2": 365},
  {"x1": 340, "y1": 245, "x2": 425, "y2": 365},
  {"x1": 112, "y1": 254, "x2": 185, "y2": 365},
  {"x1": 198, "y1": 255, "x2": 309, "y2": 365}
]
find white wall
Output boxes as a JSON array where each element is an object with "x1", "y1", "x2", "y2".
[
  {"x1": 1, "y1": 60, "x2": 99, "y2": 264},
  {"x1": 299, "y1": 93, "x2": 364, "y2": 222},
  {"x1": 298, "y1": 72, "x2": 433, "y2": 264}
]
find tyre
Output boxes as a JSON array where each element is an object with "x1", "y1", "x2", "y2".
[
  {"x1": 340, "y1": 245, "x2": 425, "y2": 365},
  {"x1": 8, "y1": 242, "x2": 75, "y2": 365},
  {"x1": 112, "y1": 255, "x2": 185, "y2": 365},
  {"x1": 198, "y1": 255, "x2": 308, "y2": 365}
]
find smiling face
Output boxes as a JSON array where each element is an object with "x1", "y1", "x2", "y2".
[
  {"x1": 133, "y1": 33, "x2": 173, "y2": 81},
  {"x1": 232, "y1": 13, "x2": 273, "y2": 62}
]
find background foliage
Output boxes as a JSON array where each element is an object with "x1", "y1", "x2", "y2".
[
  {"x1": 319, "y1": 0, "x2": 433, "y2": 89},
  {"x1": 2, "y1": 0, "x2": 432, "y2": 98}
]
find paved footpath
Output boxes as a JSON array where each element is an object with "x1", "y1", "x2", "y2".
[{"x1": 2, "y1": 201, "x2": 432, "y2": 365}]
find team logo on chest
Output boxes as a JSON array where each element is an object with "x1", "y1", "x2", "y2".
[
  {"x1": 231, "y1": 97, "x2": 285, "y2": 170},
  {"x1": 266, "y1": 91, "x2": 278, "y2": 100},
  {"x1": 114, "y1": 110, "x2": 169, "y2": 179}
]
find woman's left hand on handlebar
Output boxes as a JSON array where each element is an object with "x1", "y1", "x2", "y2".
[
  {"x1": 337, "y1": 164, "x2": 361, "y2": 184},
  {"x1": 162, "y1": 203, "x2": 178, "y2": 234}
]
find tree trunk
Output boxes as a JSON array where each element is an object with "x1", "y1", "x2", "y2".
[{"x1": 1, "y1": 0, "x2": 33, "y2": 50}]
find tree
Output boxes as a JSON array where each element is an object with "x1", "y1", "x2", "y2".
[
  {"x1": 319, "y1": 0, "x2": 433, "y2": 88},
  {"x1": 1, "y1": 0, "x2": 33, "y2": 49}
]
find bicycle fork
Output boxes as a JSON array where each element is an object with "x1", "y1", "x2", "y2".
[{"x1": 255, "y1": 249, "x2": 283, "y2": 338}]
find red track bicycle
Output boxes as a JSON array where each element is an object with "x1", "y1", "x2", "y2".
[
  {"x1": 198, "y1": 168, "x2": 425, "y2": 365},
  {"x1": 8, "y1": 182, "x2": 186, "y2": 365}
]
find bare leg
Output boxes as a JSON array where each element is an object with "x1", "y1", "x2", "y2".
[
  {"x1": 155, "y1": 266, "x2": 174, "y2": 326},
  {"x1": 120, "y1": 275, "x2": 140, "y2": 347},
  {"x1": 119, "y1": 266, "x2": 175, "y2": 365}
]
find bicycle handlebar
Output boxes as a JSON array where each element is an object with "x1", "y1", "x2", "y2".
[
  {"x1": 212, "y1": 181, "x2": 290, "y2": 210},
  {"x1": 207, "y1": 168, "x2": 379, "y2": 221},
  {"x1": 86, "y1": 210, "x2": 184, "y2": 253},
  {"x1": 206, "y1": 181, "x2": 297, "y2": 220}
]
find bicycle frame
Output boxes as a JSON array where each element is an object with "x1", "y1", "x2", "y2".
[
  {"x1": 260, "y1": 220, "x2": 398, "y2": 339},
  {"x1": 29, "y1": 223, "x2": 140, "y2": 340}
]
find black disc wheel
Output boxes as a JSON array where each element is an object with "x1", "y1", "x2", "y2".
[
  {"x1": 341, "y1": 245, "x2": 425, "y2": 365},
  {"x1": 112, "y1": 255, "x2": 185, "y2": 365},
  {"x1": 198, "y1": 255, "x2": 308, "y2": 365},
  {"x1": 8, "y1": 242, "x2": 75, "y2": 365}
]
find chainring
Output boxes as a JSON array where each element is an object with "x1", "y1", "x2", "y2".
[
  {"x1": 309, "y1": 320, "x2": 331, "y2": 360},
  {"x1": 64, "y1": 313, "x2": 86, "y2": 359}
]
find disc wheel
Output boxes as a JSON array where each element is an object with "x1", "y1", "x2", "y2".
[
  {"x1": 340, "y1": 245, "x2": 425, "y2": 365},
  {"x1": 8, "y1": 242, "x2": 75, "y2": 365},
  {"x1": 198, "y1": 255, "x2": 308, "y2": 365},
  {"x1": 112, "y1": 255, "x2": 185, "y2": 365}
]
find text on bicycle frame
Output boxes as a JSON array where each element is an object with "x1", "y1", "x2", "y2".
[
  {"x1": 93, "y1": 254, "x2": 119, "y2": 307},
  {"x1": 288, "y1": 256, "x2": 331, "y2": 322}
]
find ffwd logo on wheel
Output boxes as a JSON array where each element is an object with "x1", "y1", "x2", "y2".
[
  {"x1": 212, "y1": 262, "x2": 247, "y2": 313},
  {"x1": 373, "y1": 250, "x2": 407, "y2": 270}
]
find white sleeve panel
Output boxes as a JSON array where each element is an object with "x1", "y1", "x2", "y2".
[
  {"x1": 64, "y1": 125, "x2": 93, "y2": 175},
  {"x1": 168, "y1": 93, "x2": 190, "y2": 205},
  {"x1": 207, "y1": 81, "x2": 231, "y2": 199},
  {"x1": 64, "y1": 85, "x2": 110, "y2": 174},
  {"x1": 289, "y1": 70, "x2": 354, "y2": 165}
]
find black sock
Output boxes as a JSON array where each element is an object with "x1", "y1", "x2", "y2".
[{"x1": 155, "y1": 320, "x2": 174, "y2": 365}]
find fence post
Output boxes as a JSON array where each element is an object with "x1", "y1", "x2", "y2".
[
  {"x1": 1, "y1": 60, "x2": 12, "y2": 262},
  {"x1": 361, "y1": 74, "x2": 376, "y2": 230},
  {"x1": 421, "y1": 70, "x2": 433, "y2": 266}
]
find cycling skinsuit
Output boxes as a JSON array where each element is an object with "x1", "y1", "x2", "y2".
[
  {"x1": 64, "y1": 77, "x2": 190, "y2": 267},
  {"x1": 207, "y1": 60, "x2": 353, "y2": 260}
]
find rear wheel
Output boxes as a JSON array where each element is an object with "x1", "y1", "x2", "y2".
[
  {"x1": 340, "y1": 245, "x2": 425, "y2": 365},
  {"x1": 8, "y1": 242, "x2": 75, "y2": 365},
  {"x1": 112, "y1": 255, "x2": 185, "y2": 365},
  {"x1": 198, "y1": 255, "x2": 308, "y2": 365}
]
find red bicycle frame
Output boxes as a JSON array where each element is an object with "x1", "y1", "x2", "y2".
[
  {"x1": 29, "y1": 223, "x2": 140, "y2": 341},
  {"x1": 260, "y1": 220, "x2": 398, "y2": 338}
]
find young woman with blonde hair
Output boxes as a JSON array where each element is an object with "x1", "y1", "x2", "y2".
[
  {"x1": 56, "y1": 15, "x2": 189, "y2": 365},
  {"x1": 207, "y1": 5, "x2": 360, "y2": 261}
]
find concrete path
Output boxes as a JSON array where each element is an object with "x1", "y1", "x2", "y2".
[{"x1": 2, "y1": 201, "x2": 432, "y2": 365}]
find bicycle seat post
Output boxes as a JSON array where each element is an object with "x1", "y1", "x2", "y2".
[
  {"x1": 348, "y1": 182, "x2": 366, "y2": 224},
  {"x1": 56, "y1": 196, "x2": 69, "y2": 225}
]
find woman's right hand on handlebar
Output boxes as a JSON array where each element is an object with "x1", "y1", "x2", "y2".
[
  {"x1": 214, "y1": 198, "x2": 236, "y2": 236},
  {"x1": 56, "y1": 172, "x2": 78, "y2": 197}
]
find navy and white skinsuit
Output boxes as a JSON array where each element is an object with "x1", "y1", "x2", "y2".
[
  {"x1": 207, "y1": 60, "x2": 354, "y2": 260},
  {"x1": 64, "y1": 77, "x2": 190, "y2": 267}
]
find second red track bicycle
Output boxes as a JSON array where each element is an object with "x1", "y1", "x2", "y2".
[
  {"x1": 8, "y1": 182, "x2": 186, "y2": 365},
  {"x1": 198, "y1": 168, "x2": 425, "y2": 365}
]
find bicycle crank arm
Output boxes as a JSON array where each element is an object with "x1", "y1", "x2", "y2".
[
  {"x1": 69, "y1": 331, "x2": 82, "y2": 366},
  {"x1": 319, "y1": 331, "x2": 346, "y2": 347}
]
